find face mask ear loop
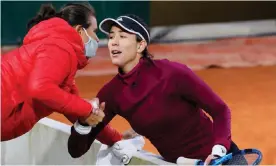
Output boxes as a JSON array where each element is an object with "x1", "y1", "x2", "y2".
[{"x1": 83, "y1": 28, "x2": 91, "y2": 44}]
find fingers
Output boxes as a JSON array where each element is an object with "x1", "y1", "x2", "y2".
[
  {"x1": 91, "y1": 98, "x2": 100, "y2": 107},
  {"x1": 91, "y1": 98, "x2": 100, "y2": 115},
  {"x1": 204, "y1": 155, "x2": 211, "y2": 166},
  {"x1": 84, "y1": 106, "x2": 105, "y2": 126},
  {"x1": 93, "y1": 102, "x2": 105, "y2": 120},
  {"x1": 82, "y1": 98, "x2": 106, "y2": 126},
  {"x1": 85, "y1": 114, "x2": 102, "y2": 126},
  {"x1": 97, "y1": 110, "x2": 105, "y2": 121},
  {"x1": 100, "y1": 102, "x2": 105, "y2": 111},
  {"x1": 85, "y1": 115, "x2": 101, "y2": 126},
  {"x1": 204, "y1": 155, "x2": 216, "y2": 166},
  {"x1": 122, "y1": 129, "x2": 139, "y2": 140}
]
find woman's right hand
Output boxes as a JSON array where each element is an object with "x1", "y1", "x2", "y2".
[{"x1": 79, "y1": 98, "x2": 105, "y2": 126}]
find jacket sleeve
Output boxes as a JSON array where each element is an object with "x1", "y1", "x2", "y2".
[
  {"x1": 174, "y1": 63, "x2": 231, "y2": 150},
  {"x1": 67, "y1": 106, "x2": 120, "y2": 158},
  {"x1": 67, "y1": 87, "x2": 122, "y2": 158},
  {"x1": 28, "y1": 44, "x2": 92, "y2": 118},
  {"x1": 70, "y1": 81, "x2": 79, "y2": 96},
  {"x1": 65, "y1": 113, "x2": 122, "y2": 148},
  {"x1": 65, "y1": 84, "x2": 122, "y2": 147}
]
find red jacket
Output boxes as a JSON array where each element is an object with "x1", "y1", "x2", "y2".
[{"x1": 1, "y1": 17, "x2": 122, "y2": 144}]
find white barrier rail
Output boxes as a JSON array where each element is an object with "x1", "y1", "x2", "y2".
[{"x1": 1, "y1": 118, "x2": 174, "y2": 165}]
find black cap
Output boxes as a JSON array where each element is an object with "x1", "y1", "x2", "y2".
[{"x1": 99, "y1": 15, "x2": 150, "y2": 44}]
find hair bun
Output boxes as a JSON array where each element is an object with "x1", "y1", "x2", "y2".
[
  {"x1": 38, "y1": 4, "x2": 56, "y2": 19},
  {"x1": 27, "y1": 4, "x2": 57, "y2": 31}
]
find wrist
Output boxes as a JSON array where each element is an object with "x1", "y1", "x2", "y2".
[
  {"x1": 78, "y1": 120, "x2": 89, "y2": 126},
  {"x1": 73, "y1": 120, "x2": 92, "y2": 135},
  {"x1": 212, "y1": 144, "x2": 227, "y2": 157}
]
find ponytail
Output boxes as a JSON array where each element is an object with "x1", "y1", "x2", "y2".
[
  {"x1": 27, "y1": 4, "x2": 60, "y2": 31},
  {"x1": 27, "y1": 2, "x2": 95, "y2": 32}
]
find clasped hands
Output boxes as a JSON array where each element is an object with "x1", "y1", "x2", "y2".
[{"x1": 79, "y1": 98, "x2": 105, "y2": 126}]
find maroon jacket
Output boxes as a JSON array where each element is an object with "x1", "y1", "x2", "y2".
[{"x1": 68, "y1": 58, "x2": 231, "y2": 162}]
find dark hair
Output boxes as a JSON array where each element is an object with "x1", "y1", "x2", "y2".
[
  {"x1": 125, "y1": 14, "x2": 153, "y2": 59},
  {"x1": 27, "y1": 2, "x2": 95, "y2": 31}
]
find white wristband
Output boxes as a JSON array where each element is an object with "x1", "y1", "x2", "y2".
[
  {"x1": 212, "y1": 145, "x2": 227, "y2": 157},
  {"x1": 73, "y1": 120, "x2": 92, "y2": 135}
]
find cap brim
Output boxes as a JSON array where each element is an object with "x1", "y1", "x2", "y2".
[
  {"x1": 99, "y1": 18, "x2": 139, "y2": 36},
  {"x1": 99, "y1": 18, "x2": 117, "y2": 35}
]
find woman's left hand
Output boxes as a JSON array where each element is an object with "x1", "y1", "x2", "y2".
[
  {"x1": 122, "y1": 128, "x2": 139, "y2": 140},
  {"x1": 204, "y1": 144, "x2": 227, "y2": 165},
  {"x1": 204, "y1": 154, "x2": 218, "y2": 165}
]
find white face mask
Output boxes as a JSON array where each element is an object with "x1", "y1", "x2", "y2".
[{"x1": 83, "y1": 28, "x2": 98, "y2": 58}]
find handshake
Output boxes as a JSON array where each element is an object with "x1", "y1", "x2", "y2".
[{"x1": 79, "y1": 98, "x2": 105, "y2": 126}]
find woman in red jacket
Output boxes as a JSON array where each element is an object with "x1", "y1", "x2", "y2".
[
  {"x1": 67, "y1": 14, "x2": 246, "y2": 165},
  {"x1": 1, "y1": 2, "x2": 122, "y2": 144}
]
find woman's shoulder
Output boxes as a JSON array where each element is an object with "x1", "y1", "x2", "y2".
[
  {"x1": 42, "y1": 38, "x2": 75, "y2": 53},
  {"x1": 153, "y1": 58, "x2": 192, "y2": 76}
]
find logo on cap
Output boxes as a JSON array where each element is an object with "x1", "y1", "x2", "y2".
[{"x1": 117, "y1": 17, "x2": 123, "y2": 22}]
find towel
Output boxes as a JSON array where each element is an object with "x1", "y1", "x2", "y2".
[{"x1": 96, "y1": 136, "x2": 145, "y2": 165}]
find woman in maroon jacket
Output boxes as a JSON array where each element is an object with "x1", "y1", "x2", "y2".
[
  {"x1": 67, "y1": 14, "x2": 241, "y2": 164},
  {"x1": 1, "y1": 2, "x2": 123, "y2": 145}
]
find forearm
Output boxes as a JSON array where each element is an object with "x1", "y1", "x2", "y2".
[
  {"x1": 96, "y1": 124, "x2": 122, "y2": 146},
  {"x1": 68, "y1": 121, "x2": 100, "y2": 158},
  {"x1": 175, "y1": 64, "x2": 231, "y2": 150},
  {"x1": 30, "y1": 84, "x2": 92, "y2": 117},
  {"x1": 212, "y1": 104, "x2": 231, "y2": 150},
  {"x1": 28, "y1": 45, "x2": 92, "y2": 118},
  {"x1": 67, "y1": 112, "x2": 118, "y2": 158}
]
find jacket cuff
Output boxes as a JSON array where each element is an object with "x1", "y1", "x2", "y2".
[
  {"x1": 212, "y1": 144, "x2": 227, "y2": 157},
  {"x1": 73, "y1": 120, "x2": 92, "y2": 135}
]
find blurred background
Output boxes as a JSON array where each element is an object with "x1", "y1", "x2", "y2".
[{"x1": 1, "y1": 1, "x2": 276, "y2": 164}]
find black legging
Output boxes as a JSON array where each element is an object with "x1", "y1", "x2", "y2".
[
  {"x1": 225, "y1": 141, "x2": 248, "y2": 165},
  {"x1": 228, "y1": 141, "x2": 240, "y2": 153}
]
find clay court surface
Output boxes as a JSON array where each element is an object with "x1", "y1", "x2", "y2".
[{"x1": 47, "y1": 37, "x2": 276, "y2": 165}]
